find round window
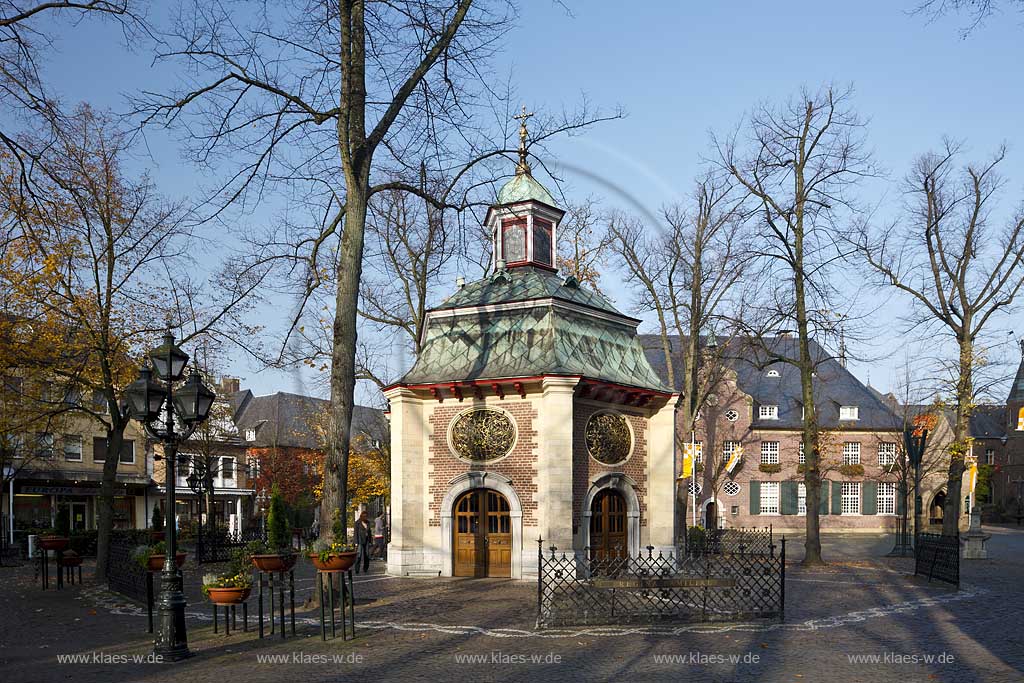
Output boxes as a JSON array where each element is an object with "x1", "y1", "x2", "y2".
[
  {"x1": 723, "y1": 481, "x2": 741, "y2": 496},
  {"x1": 725, "y1": 409, "x2": 739, "y2": 422},
  {"x1": 687, "y1": 481, "x2": 703, "y2": 496},
  {"x1": 448, "y1": 408, "x2": 516, "y2": 462},
  {"x1": 585, "y1": 411, "x2": 632, "y2": 465}
]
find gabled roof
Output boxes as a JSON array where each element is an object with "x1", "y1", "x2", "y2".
[
  {"x1": 232, "y1": 390, "x2": 387, "y2": 450},
  {"x1": 639, "y1": 335, "x2": 901, "y2": 431}
]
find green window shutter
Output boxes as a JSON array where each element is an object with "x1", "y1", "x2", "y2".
[
  {"x1": 780, "y1": 481, "x2": 798, "y2": 515},
  {"x1": 750, "y1": 480, "x2": 761, "y2": 515},
  {"x1": 831, "y1": 481, "x2": 843, "y2": 515},
  {"x1": 896, "y1": 485, "x2": 906, "y2": 516},
  {"x1": 863, "y1": 481, "x2": 877, "y2": 515},
  {"x1": 819, "y1": 480, "x2": 829, "y2": 515}
]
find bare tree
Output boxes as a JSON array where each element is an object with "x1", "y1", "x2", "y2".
[
  {"x1": 850, "y1": 141, "x2": 1024, "y2": 535},
  {"x1": 715, "y1": 85, "x2": 875, "y2": 565},
  {"x1": 609, "y1": 170, "x2": 747, "y2": 534},
  {"x1": 913, "y1": 0, "x2": 1024, "y2": 35},
  {"x1": 557, "y1": 197, "x2": 612, "y2": 294},
  {"x1": 135, "y1": 1, "x2": 616, "y2": 542}
]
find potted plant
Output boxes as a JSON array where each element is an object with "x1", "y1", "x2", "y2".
[
  {"x1": 135, "y1": 541, "x2": 187, "y2": 572},
  {"x1": 39, "y1": 509, "x2": 71, "y2": 551},
  {"x1": 61, "y1": 549, "x2": 84, "y2": 568},
  {"x1": 251, "y1": 486, "x2": 296, "y2": 572},
  {"x1": 150, "y1": 504, "x2": 165, "y2": 542},
  {"x1": 202, "y1": 571, "x2": 253, "y2": 604},
  {"x1": 308, "y1": 509, "x2": 357, "y2": 571}
]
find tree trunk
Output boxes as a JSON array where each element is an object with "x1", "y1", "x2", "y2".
[
  {"x1": 94, "y1": 423, "x2": 125, "y2": 579},
  {"x1": 321, "y1": 185, "x2": 369, "y2": 543},
  {"x1": 942, "y1": 335, "x2": 973, "y2": 536}
]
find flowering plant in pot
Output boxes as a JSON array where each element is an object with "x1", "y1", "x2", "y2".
[
  {"x1": 308, "y1": 509, "x2": 357, "y2": 571},
  {"x1": 251, "y1": 486, "x2": 296, "y2": 572},
  {"x1": 134, "y1": 541, "x2": 187, "y2": 572},
  {"x1": 39, "y1": 509, "x2": 71, "y2": 551},
  {"x1": 202, "y1": 571, "x2": 253, "y2": 604}
]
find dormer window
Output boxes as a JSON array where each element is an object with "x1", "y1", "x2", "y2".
[
  {"x1": 245, "y1": 428, "x2": 257, "y2": 442},
  {"x1": 533, "y1": 218, "x2": 553, "y2": 267},
  {"x1": 758, "y1": 404, "x2": 779, "y2": 420},
  {"x1": 766, "y1": 369, "x2": 780, "y2": 378},
  {"x1": 839, "y1": 406, "x2": 859, "y2": 421},
  {"x1": 501, "y1": 218, "x2": 527, "y2": 264}
]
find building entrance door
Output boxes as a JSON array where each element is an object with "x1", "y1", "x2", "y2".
[
  {"x1": 453, "y1": 489, "x2": 511, "y2": 578},
  {"x1": 589, "y1": 489, "x2": 627, "y2": 562}
]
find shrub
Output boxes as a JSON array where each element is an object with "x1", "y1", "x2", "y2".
[
  {"x1": 758, "y1": 463, "x2": 782, "y2": 474},
  {"x1": 151, "y1": 504, "x2": 164, "y2": 531},
  {"x1": 266, "y1": 486, "x2": 290, "y2": 551},
  {"x1": 54, "y1": 508, "x2": 70, "y2": 536},
  {"x1": 838, "y1": 464, "x2": 865, "y2": 477}
]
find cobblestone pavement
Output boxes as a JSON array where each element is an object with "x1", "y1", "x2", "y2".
[{"x1": 1, "y1": 530, "x2": 1023, "y2": 683}]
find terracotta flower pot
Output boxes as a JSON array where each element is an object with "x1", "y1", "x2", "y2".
[
  {"x1": 147, "y1": 552, "x2": 187, "y2": 572},
  {"x1": 61, "y1": 551, "x2": 83, "y2": 567},
  {"x1": 252, "y1": 553, "x2": 297, "y2": 572},
  {"x1": 38, "y1": 536, "x2": 69, "y2": 551},
  {"x1": 206, "y1": 586, "x2": 251, "y2": 605},
  {"x1": 149, "y1": 531, "x2": 166, "y2": 543},
  {"x1": 309, "y1": 551, "x2": 357, "y2": 572}
]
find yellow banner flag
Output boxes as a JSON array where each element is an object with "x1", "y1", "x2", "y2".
[
  {"x1": 682, "y1": 443, "x2": 694, "y2": 478},
  {"x1": 725, "y1": 445, "x2": 744, "y2": 474},
  {"x1": 967, "y1": 463, "x2": 978, "y2": 495}
]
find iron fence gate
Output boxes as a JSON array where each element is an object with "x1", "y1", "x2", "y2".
[
  {"x1": 914, "y1": 532, "x2": 959, "y2": 588},
  {"x1": 537, "y1": 530, "x2": 785, "y2": 628},
  {"x1": 196, "y1": 527, "x2": 266, "y2": 564},
  {"x1": 106, "y1": 534, "x2": 150, "y2": 602}
]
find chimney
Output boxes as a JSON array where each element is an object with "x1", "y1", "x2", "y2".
[
  {"x1": 456, "y1": 275, "x2": 466, "y2": 289},
  {"x1": 220, "y1": 376, "x2": 240, "y2": 395}
]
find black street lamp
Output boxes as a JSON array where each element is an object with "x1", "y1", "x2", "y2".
[
  {"x1": 125, "y1": 330, "x2": 215, "y2": 662},
  {"x1": 889, "y1": 421, "x2": 930, "y2": 557}
]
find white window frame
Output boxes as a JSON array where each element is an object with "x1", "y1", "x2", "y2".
[
  {"x1": 878, "y1": 481, "x2": 896, "y2": 516},
  {"x1": 984, "y1": 449, "x2": 994, "y2": 466},
  {"x1": 760, "y1": 441, "x2": 780, "y2": 465},
  {"x1": 221, "y1": 456, "x2": 235, "y2": 480},
  {"x1": 766, "y1": 369, "x2": 780, "y2": 378},
  {"x1": 723, "y1": 480, "x2": 741, "y2": 497},
  {"x1": 693, "y1": 441, "x2": 703, "y2": 465},
  {"x1": 725, "y1": 409, "x2": 739, "y2": 422},
  {"x1": 760, "y1": 481, "x2": 780, "y2": 515},
  {"x1": 842, "y1": 442, "x2": 861, "y2": 465},
  {"x1": 63, "y1": 434, "x2": 83, "y2": 462},
  {"x1": 839, "y1": 405, "x2": 860, "y2": 421},
  {"x1": 841, "y1": 482, "x2": 861, "y2": 515},
  {"x1": 37, "y1": 432, "x2": 55, "y2": 458},
  {"x1": 798, "y1": 442, "x2": 805, "y2": 464},
  {"x1": 758, "y1": 404, "x2": 779, "y2": 420},
  {"x1": 798, "y1": 483, "x2": 807, "y2": 516},
  {"x1": 878, "y1": 442, "x2": 896, "y2": 467},
  {"x1": 245, "y1": 428, "x2": 257, "y2": 441}
]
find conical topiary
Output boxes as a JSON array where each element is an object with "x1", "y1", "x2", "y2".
[
  {"x1": 151, "y1": 503, "x2": 164, "y2": 531},
  {"x1": 266, "y1": 486, "x2": 289, "y2": 552}
]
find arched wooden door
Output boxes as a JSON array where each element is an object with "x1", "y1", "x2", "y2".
[
  {"x1": 929, "y1": 491, "x2": 946, "y2": 525},
  {"x1": 705, "y1": 500, "x2": 717, "y2": 530},
  {"x1": 453, "y1": 489, "x2": 511, "y2": 577},
  {"x1": 589, "y1": 489, "x2": 627, "y2": 562}
]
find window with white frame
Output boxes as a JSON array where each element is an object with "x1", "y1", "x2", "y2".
[
  {"x1": 758, "y1": 404, "x2": 779, "y2": 420},
  {"x1": 839, "y1": 405, "x2": 859, "y2": 420},
  {"x1": 842, "y1": 442, "x2": 861, "y2": 465},
  {"x1": 693, "y1": 441, "x2": 703, "y2": 465},
  {"x1": 725, "y1": 409, "x2": 739, "y2": 422},
  {"x1": 984, "y1": 449, "x2": 994, "y2": 466},
  {"x1": 63, "y1": 435, "x2": 83, "y2": 461},
  {"x1": 221, "y1": 456, "x2": 235, "y2": 480},
  {"x1": 798, "y1": 483, "x2": 807, "y2": 516},
  {"x1": 687, "y1": 481, "x2": 703, "y2": 496},
  {"x1": 761, "y1": 441, "x2": 780, "y2": 464},
  {"x1": 36, "y1": 432, "x2": 55, "y2": 458},
  {"x1": 878, "y1": 482, "x2": 896, "y2": 515},
  {"x1": 723, "y1": 440, "x2": 740, "y2": 460},
  {"x1": 841, "y1": 482, "x2": 861, "y2": 515},
  {"x1": 798, "y1": 442, "x2": 805, "y2": 464},
  {"x1": 723, "y1": 481, "x2": 741, "y2": 496},
  {"x1": 878, "y1": 442, "x2": 897, "y2": 467},
  {"x1": 766, "y1": 369, "x2": 780, "y2": 377},
  {"x1": 760, "y1": 481, "x2": 780, "y2": 515},
  {"x1": 245, "y1": 428, "x2": 257, "y2": 442}
]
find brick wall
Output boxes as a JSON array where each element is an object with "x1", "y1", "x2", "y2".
[
  {"x1": 426, "y1": 399, "x2": 539, "y2": 526},
  {"x1": 571, "y1": 402, "x2": 649, "y2": 531}
]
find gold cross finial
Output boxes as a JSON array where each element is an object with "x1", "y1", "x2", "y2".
[{"x1": 513, "y1": 105, "x2": 534, "y2": 175}]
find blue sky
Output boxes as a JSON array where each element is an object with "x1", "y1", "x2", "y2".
[{"x1": 30, "y1": 0, "x2": 1024, "y2": 402}]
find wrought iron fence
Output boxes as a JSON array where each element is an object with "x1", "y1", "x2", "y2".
[
  {"x1": 537, "y1": 534, "x2": 785, "y2": 628},
  {"x1": 106, "y1": 534, "x2": 150, "y2": 602},
  {"x1": 684, "y1": 526, "x2": 775, "y2": 557},
  {"x1": 914, "y1": 532, "x2": 959, "y2": 588},
  {"x1": 196, "y1": 527, "x2": 266, "y2": 564}
]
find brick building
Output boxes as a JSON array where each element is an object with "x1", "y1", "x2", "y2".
[{"x1": 385, "y1": 151, "x2": 677, "y2": 579}]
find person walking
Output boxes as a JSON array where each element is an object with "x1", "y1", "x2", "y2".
[
  {"x1": 354, "y1": 510, "x2": 372, "y2": 574},
  {"x1": 373, "y1": 513, "x2": 386, "y2": 560}
]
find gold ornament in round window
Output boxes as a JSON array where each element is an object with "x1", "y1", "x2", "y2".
[
  {"x1": 585, "y1": 412, "x2": 632, "y2": 465},
  {"x1": 449, "y1": 408, "x2": 516, "y2": 462}
]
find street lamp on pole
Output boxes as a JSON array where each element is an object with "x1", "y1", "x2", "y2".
[
  {"x1": 889, "y1": 421, "x2": 930, "y2": 557},
  {"x1": 125, "y1": 331, "x2": 215, "y2": 662}
]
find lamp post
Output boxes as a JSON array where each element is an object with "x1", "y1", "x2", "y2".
[
  {"x1": 889, "y1": 423, "x2": 929, "y2": 556},
  {"x1": 125, "y1": 331, "x2": 215, "y2": 661}
]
